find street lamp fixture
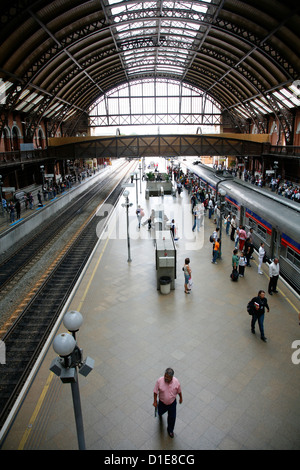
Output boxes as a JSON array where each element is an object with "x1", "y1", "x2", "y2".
[
  {"x1": 63, "y1": 310, "x2": 83, "y2": 338},
  {"x1": 138, "y1": 161, "x2": 142, "y2": 194},
  {"x1": 130, "y1": 171, "x2": 139, "y2": 205},
  {"x1": 50, "y1": 311, "x2": 94, "y2": 450}
]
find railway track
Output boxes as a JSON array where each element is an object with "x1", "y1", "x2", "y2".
[
  {"x1": 0, "y1": 161, "x2": 129, "y2": 293},
  {"x1": 0, "y1": 161, "x2": 135, "y2": 432}
]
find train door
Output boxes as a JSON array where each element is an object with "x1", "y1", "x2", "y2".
[
  {"x1": 271, "y1": 227, "x2": 281, "y2": 260},
  {"x1": 240, "y1": 205, "x2": 245, "y2": 226}
]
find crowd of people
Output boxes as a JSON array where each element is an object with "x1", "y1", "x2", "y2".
[
  {"x1": 242, "y1": 170, "x2": 300, "y2": 202},
  {"x1": 1, "y1": 171, "x2": 95, "y2": 224},
  {"x1": 171, "y1": 167, "x2": 281, "y2": 343}
]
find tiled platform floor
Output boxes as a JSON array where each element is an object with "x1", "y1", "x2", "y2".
[{"x1": 1, "y1": 173, "x2": 300, "y2": 451}]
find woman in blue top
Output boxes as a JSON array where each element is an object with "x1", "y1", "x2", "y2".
[{"x1": 183, "y1": 258, "x2": 191, "y2": 294}]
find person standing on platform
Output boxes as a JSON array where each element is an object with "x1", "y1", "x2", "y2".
[
  {"x1": 230, "y1": 215, "x2": 237, "y2": 241},
  {"x1": 9, "y1": 201, "x2": 15, "y2": 223},
  {"x1": 243, "y1": 238, "x2": 251, "y2": 267},
  {"x1": 225, "y1": 212, "x2": 231, "y2": 235},
  {"x1": 153, "y1": 368, "x2": 183, "y2": 438},
  {"x1": 232, "y1": 248, "x2": 239, "y2": 271},
  {"x1": 15, "y1": 199, "x2": 21, "y2": 219},
  {"x1": 268, "y1": 258, "x2": 280, "y2": 295},
  {"x1": 238, "y1": 226, "x2": 247, "y2": 252},
  {"x1": 239, "y1": 252, "x2": 246, "y2": 277},
  {"x1": 212, "y1": 238, "x2": 220, "y2": 264},
  {"x1": 2, "y1": 198, "x2": 8, "y2": 213},
  {"x1": 208, "y1": 199, "x2": 214, "y2": 219},
  {"x1": 170, "y1": 219, "x2": 176, "y2": 239},
  {"x1": 192, "y1": 204, "x2": 202, "y2": 232},
  {"x1": 28, "y1": 192, "x2": 34, "y2": 209},
  {"x1": 37, "y1": 190, "x2": 43, "y2": 207},
  {"x1": 183, "y1": 257, "x2": 192, "y2": 294},
  {"x1": 234, "y1": 226, "x2": 240, "y2": 249},
  {"x1": 192, "y1": 205, "x2": 197, "y2": 232},
  {"x1": 248, "y1": 290, "x2": 270, "y2": 342},
  {"x1": 258, "y1": 242, "x2": 265, "y2": 274},
  {"x1": 136, "y1": 205, "x2": 144, "y2": 229}
]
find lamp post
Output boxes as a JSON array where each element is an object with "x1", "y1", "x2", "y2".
[
  {"x1": 50, "y1": 310, "x2": 94, "y2": 450},
  {"x1": 121, "y1": 190, "x2": 133, "y2": 262},
  {"x1": 138, "y1": 161, "x2": 142, "y2": 194},
  {"x1": 130, "y1": 171, "x2": 139, "y2": 205}
]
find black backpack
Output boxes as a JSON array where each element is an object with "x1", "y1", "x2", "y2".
[
  {"x1": 247, "y1": 301, "x2": 253, "y2": 315},
  {"x1": 209, "y1": 235, "x2": 214, "y2": 243}
]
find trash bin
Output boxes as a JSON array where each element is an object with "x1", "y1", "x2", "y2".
[{"x1": 159, "y1": 276, "x2": 171, "y2": 295}]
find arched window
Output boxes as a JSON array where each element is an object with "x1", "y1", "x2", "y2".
[
  {"x1": 11, "y1": 125, "x2": 21, "y2": 151},
  {"x1": 89, "y1": 79, "x2": 221, "y2": 135},
  {"x1": 2, "y1": 126, "x2": 11, "y2": 151},
  {"x1": 37, "y1": 127, "x2": 45, "y2": 149}
]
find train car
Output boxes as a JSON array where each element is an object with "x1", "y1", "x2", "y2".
[{"x1": 186, "y1": 164, "x2": 300, "y2": 295}]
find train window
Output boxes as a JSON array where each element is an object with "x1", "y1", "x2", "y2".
[
  {"x1": 227, "y1": 204, "x2": 238, "y2": 217},
  {"x1": 248, "y1": 217, "x2": 256, "y2": 229},
  {"x1": 257, "y1": 224, "x2": 267, "y2": 240},
  {"x1": 287, "y1": 248, "x2": 300, "y2": 269}
]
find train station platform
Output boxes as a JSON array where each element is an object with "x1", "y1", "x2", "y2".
[
  {"x1": 0, "y1": 163, "x2": 117, "y2": 233},
  {"x1": 1, "y1": 162, "x2": 300, "y2": 452}
]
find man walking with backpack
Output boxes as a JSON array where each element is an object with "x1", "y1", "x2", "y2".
[{"x1": 247, "y1": 290, "x2": 270, "y2": 342}]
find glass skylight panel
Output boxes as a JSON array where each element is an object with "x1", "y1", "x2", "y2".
[
  {"x1": 107, "y1": 0, "x2": 123, "y2": 5},
  {"x1": 18, "y1": 89, "x2": 31, "y2": 100},
  {"x1": 255, "y1": 97, "x2": 272, "y2": 113},
  {"x1": 44, "y1": 103, "x2": 63, "y2": 117},
  {"x1": 190, "y1": 2, "x2": 209, "y2": 14},
  {"x1": 111, "y1": 5, "x2": 126, "y2": 15},
  {"x1": 281, "y1": 87, "x2": 300, "y2": 106},
  {"x1": 289, "y1": 83, "x2": 300, "y2": 99},
  {"x1": 15, "y1": 91, "x2": 39, "y2": 110},
  {"x1": 156, "y1": 65, "x2": 184, "y2": 73},
  {"x1": 272, "y1": 90, "x2": 294, "y2": 108},
  {"x1": 235, "y1": 106, "x2": 251, "y2": 119},
  {"x1": 251, "y1": 100, "x2": 269, "y2": 114}
]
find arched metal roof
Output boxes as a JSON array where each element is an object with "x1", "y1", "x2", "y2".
[{"x1": 0, "y1": 0, "x2": 299, "y2": 139}]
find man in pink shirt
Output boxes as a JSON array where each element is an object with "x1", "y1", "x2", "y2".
[
  {"x1": 239, "y1": 226, "x2": 247, "y2": 252},
  {"x1": 153, "y1": 368, "x2": 183, "y2": 438}
]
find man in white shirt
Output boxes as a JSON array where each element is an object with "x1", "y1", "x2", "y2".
[
  {"x1": 230, "y1": 215, "x2": 237, "y2": 241},
  {"x1": 258, "y1": 242, "x2": 265, "y2": 274},
  {"x1": 208, "y1": 199, "x2": 214, "y2": 219},
  {"x1": 268, "y1": 258, "x2": 280, "y2": 295}
]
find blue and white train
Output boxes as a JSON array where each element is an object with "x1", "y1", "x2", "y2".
[{"x1": 187, "y1": 163, "x2": 300, "y2": 295}]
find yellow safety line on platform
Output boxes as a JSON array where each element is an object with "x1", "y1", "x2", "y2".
[
  {"x1": 18, "y1": 372, "x2": 54, "y2": 450},
  {"x1": 253, "y1": 259, "x2": 299, "y2": 314},
  {"x1": 17, "y1": 234, "x2": 111, "y2": 450},
  {"x1": 77, "y1": 236, "x2": 110, "y2": 312}
]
